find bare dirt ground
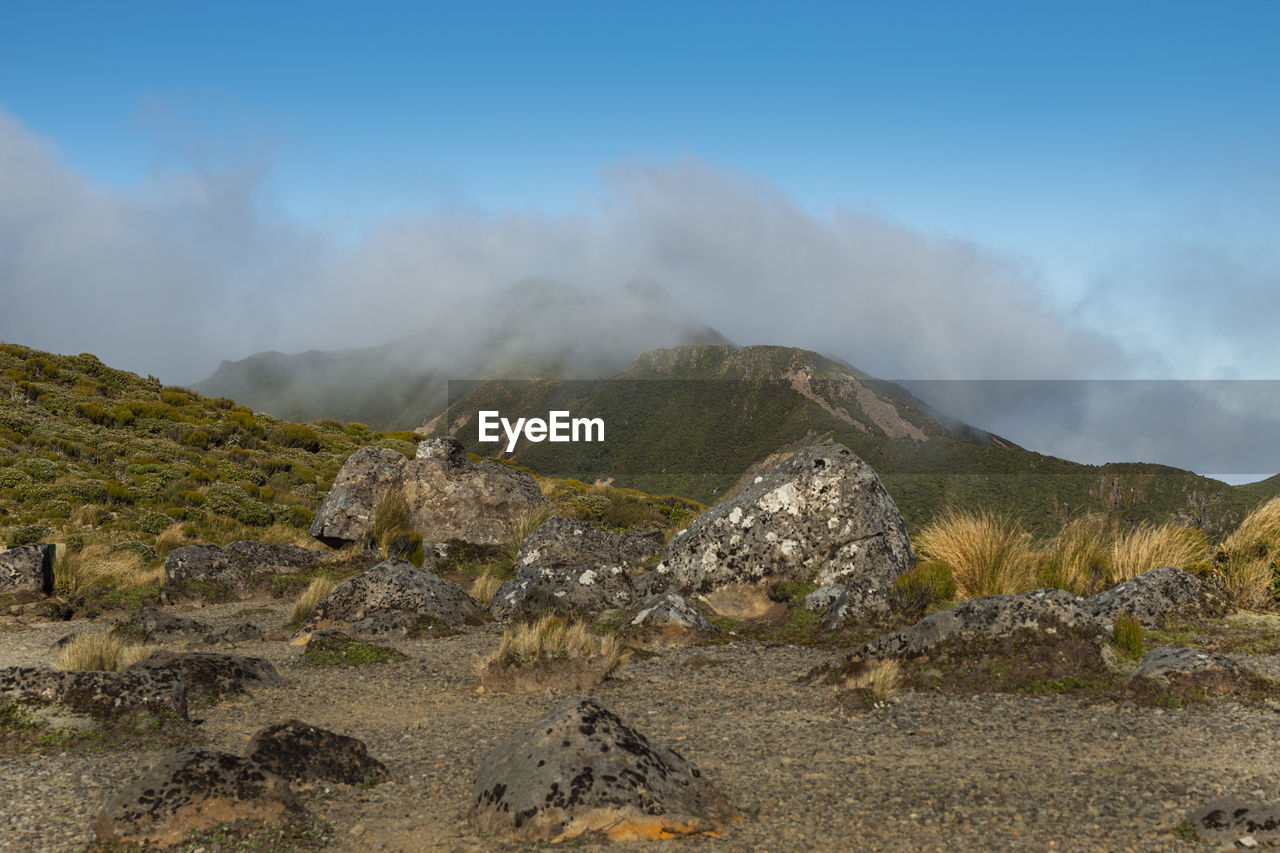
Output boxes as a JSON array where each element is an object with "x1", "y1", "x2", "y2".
[{"x1": 3, "y1": 600, "x2": 1278, "y2": 852}]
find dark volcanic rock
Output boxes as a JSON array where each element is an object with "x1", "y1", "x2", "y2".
[
  {"x1": 249, "y1": 719, "x2": 388, "y2": 785},
  {"x1": 124, "y1": 607, "x2": 209, "y2": 641},
  {"x1": 515, "y1": 517, "x2": 663, "y2": 574},
  {"x1": 844, "y1": 588, "x2": 1102, "y2": 662},
  {"x1": 0, "y1": 543, "x2": 55, "y2": 596},
  {"x1": 164, "y1": 545, "x2": 250, "y2": 591},
  {"x1": 128, "y1": 651, "x2": 282, "y2": 703},
  {"x1": 489, "y1": 564, "x2": 637, "y2": 619},
  {"x1": 1083, "y1": 566, "x2": 1228, "y2": 628},
  {"x1": 310, "y1": 438, "x2": 545, "y2": 549},
  {"x1": 469, "y1": 698, "x2": 736, "y2": 842},
  {"x1": 93, "y1": 748, "x2": 301, "y2": 847},
  {"x1": 224, "y1": 540, "x2": 328, "y2": 573},
  {"x1": 654, "y1": 444, "x2": 913, "y2": 596},
  {"x1": 311, "y1": 558, "x2": 484, "y2": 629},
  {"x1": 0, "y1": 666, "x2": 188, "y2": 718}
]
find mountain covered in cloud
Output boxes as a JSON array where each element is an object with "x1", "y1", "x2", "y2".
[{"x1": 194, "y1": 279, "x2": 730, "y2": 429}]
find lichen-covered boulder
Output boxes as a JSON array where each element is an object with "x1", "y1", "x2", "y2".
[
  {"x1": 816, "y1": 578, "x2": 892, "y2": 629},
  {"x1": 128, "y1": 651, "x2": 282, "y2": 703},
  {"x1": 0, "y1": 666, "x2": 188, "y2": 718},
  {"x1": 653, "y1": 444, "x2": 913, "y2": 598},
  {"x1": 1083, "y1": 566, "x2": 1228, "y2": 628},
  {"x1": 92, "y1": 748, "x2": 302, "y2": 847},
  {"x1": 224, "y1": 540, "x2": 329, "y2": 573},
  {"x1": 469, "y1": 699, "x2": 737, "y2": 842},
  {"x1": 515, "y1": 517, "x2": 663, "y2": 573},
  {"x1": 489, "y1": 564, "x2": 636, "y2": 620},
  {"x1": 248, "y1": 720, "x2": 387, "y2": 785},
  {"x1": 623, "y1": 590, "x2": 719, "y2": 645},
  {"x1": 310, "y1": 438, "x2": 545, "y2": 549},
  {"x1": 0, "y1": 543, "x2": 55, "y2": 596},
  {"x1": 310, "y1": 558, "x2": 484, "y2": 629},
  {"x1": 841, "y1": 588, "x2": 1102, "y2": 662},
  {"x1": 1128, "y1": 646, "x2": 1241, "y2": 682},
  {"x1": 164, "y1": 545, "x2": 250, "y2": 591}
]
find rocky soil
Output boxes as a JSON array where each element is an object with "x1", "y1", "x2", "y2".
[{"x1": 3, "y1": 600, "x2": 1278, "y2": 852}]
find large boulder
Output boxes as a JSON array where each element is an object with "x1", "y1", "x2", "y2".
[
  {"x1": 0, "y1": 666, "x2": 188, "y2": 718},
  {"x1": 310, "y1": 558, "x2": 484, "y2": 629},
  {"x1": 489, "y1": 564, "x2": 637, "y2": 620},
  {"x1": 164, "y1": 545, "x2": 250, "y2": 591},
  {"x1": 0, "y1": 543, "x2": 55, "y2": 596},
  {"x1": 127, "y1": 651, "x2": 282, "y2": 703},
  {"x1": 93, "y1": 748, "x2": 302, "y2": 847},
  {"x1": 842, "y1": 588, "x2": 1102, "y2": 662},
  {"x1": 515, "y1": 517, "x2": 664, "y2": 573},
  {"x1": 469, "y1": 699, "x2": 737, "y2": 842},
  {"x1": 1083, "y1": 566, "x2": 1229, "y2": 628},
  {"x1": 310, "y1": 438, "x2": 545, "y2": 549},
  {"x1": 652, "y1": 444, "x2": 913, "y2": 600},
  {"x1": 248, "y1": 720, "x2": 388, "y2": 786}
]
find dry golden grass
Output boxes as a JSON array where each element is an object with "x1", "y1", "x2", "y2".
[
  {"x1": 469, "y1": 570, "x2": 504, "y2": 604},
  {"x1": 289, "y1": 577, "x2": 336, "y2": 626},
  {"x1": 482, "y1": 614, "x2": 630, "y2": 673},
  {"x1": 54, "y1": 544, "x2": 164, "y2": 598},
  {"x1": 915, "y1": 508, "x2": 1036, "y2": 600},
  {"x1": 1224, "y1": 496, "x2": 1280, "y2": 560},
  {"x1": 1213, "y1": 496, "x2": 1280, "y2": 610},
  {"x1": 370, "y1": 487, "x2": 413, "y2": 552},
  {"x1": 1036, "y1": 514, "x2": 1114, "y2": 596},
  {"x1": 1108, "y1": 522, "x2": 1207, "y2": 583},
  {"x1": 504, "y1": 505, "x2": 553, "y2": 563},
  {"x1": 154, "y1": 523, "x2": 190, "y2": 560},
  {"x1": 1216, "y1": 557, "x2": 1274, "y2": 611},
  {"x1": 255, "y1": 522, "x2": 318, "y2": 548},
  {"x1": 842, "y1": 659, "x2": 901, "y2": 701},
  {"x1": 55, "y1": 632, "x2": 156, "y2": 671},
  {"x1": 70, "y1": 504, "x2": 103, "y2": 527}
]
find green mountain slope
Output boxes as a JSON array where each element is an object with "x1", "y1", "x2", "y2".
[{"x1": 432, "y1": 345, "x2": 1280, "y2": 539}]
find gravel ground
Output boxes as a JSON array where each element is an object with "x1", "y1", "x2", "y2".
[{"x1": 3, "y1": 601, "x2": 1279, "y2": 852}]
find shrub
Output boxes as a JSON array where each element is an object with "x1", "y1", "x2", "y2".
[
  {"x1": 1112, "y1": 615, "x2": 1144, "y2": 658},
  {"x1": 914, "y1": 508, "x2": 1036, "y2": 600},
  {"x1": 274, "y1": 423, "x2": 321, "y2": 453},
  {"x1": 289, "y1": 577, "x2": 335, "y2": 628},
  {"x1": 54, "y1": 633, "x2": 156, "y2": 671},
  {"x1": 9, "y1": 524, "x2": 51, "y2": 546}
]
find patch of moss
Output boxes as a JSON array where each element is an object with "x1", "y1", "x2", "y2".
[{"x1": 300, "y1": 634, "x2": 407, "y2": 667}]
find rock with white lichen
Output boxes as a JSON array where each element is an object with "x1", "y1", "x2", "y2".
[{"x1": 489, "y1": 563, "x2": 637, "y2": 619}]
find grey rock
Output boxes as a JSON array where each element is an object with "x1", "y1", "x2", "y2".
[
  {"x1": 310, "y1": 438, "x2": 545, "y2": 549},
  {"x1": 515, "y1": 517, "x2": 663, "y2": 574},
  {"x1": 125, "y1": 607, "x2": 209, "y2": 640},
  {"x1": 489, "y1": 564, "x2": 636, "y2": 620},
  {"x1": 164, "y1": 545, "x2": 250, "y2": 590},
  {"x1": 93, "y1": 748, "x2": 301, "y2": 847},
  {"x1": 1083, "y1": 566, "x2": 1228, "y2": 628},
  {"x1": 1129, "y1": 646, "x2": 1241, "y2": 681},
  {"x1": 846, "y1": 588, "x2": 1101, "y2": 661},
  {"x1": 1186, "y1": 798, "x2": 1280, "y2": 842},
  {"x1": 0, "y1": 543, "x2": 54, "y2": 596},
  {"x1": 0, "y1": 665, "x2": 188, "y2": 718},
  {"x1": 656, "y1": 444, "x2": 913, "y2": 596},
  {"x1": 311, "y1": 558, "x2": 484, "y2": 629},
  {"x1": 248, "y1": 719, "x2": 388, "y2": 785},
  {"x1": 224, "y1": 540, "x2": 328, "y2": 573},
  {"x1": 804, "y1": 584, "x2": 845, "y2": 611},
  {"x1": 128, "y1": 650, "x2": 282, "y2": 702},
  {"x1": 202, "y1": 620, "x2": 266, "y2": 645},
  {"x1": 347, "y1": 611, "x2": 456, "y2": 640},
  {"x1": 626, "y1": 590, "x2": 717, "y2": 633},
  {"x1": 820, "y1": 578, "x2": 892, "y2": 629},
  {"x1": 469, "y1": 698, "x2": 737, "y2": 842}
]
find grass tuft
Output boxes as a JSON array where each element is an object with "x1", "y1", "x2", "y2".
[
  {"x1": 469, "y1": 571, "x2": 503, "y2": 604},
  {"x1": 841, "y1": 659, "x2": 901, "y2": 702},
  {"x1": 1112, "y1": 614, "x2": 1144, "y2": 658},
  {"x1": 1036, "y1": 513, "x2": 1113, "y2": 596},
  {"x1": 54, "y1": 544, "x2": 164, "y2": 599},
  {"x1": 55, "y1": 632, "x2": 156, "y2": 671},
  {"x1": 1108, "y1": 522, "x2": 1206, "y2": 584},
  {"x1": 915, "y1": 508, "x2": 1035, "y2": 600},
  {"x1": 1215, "y1": 496, "x2": 1280, "y2": 610},
  {"x1": 482, "y1": 613, "x2": 630, "y2": 674},
  {"x1": 289, "y1": 577, "x2": 336, "y2": 628}
]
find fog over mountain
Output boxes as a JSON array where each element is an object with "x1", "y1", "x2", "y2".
[{"x1": 2, "y1": 108, "x2": 1277, "y2": 480}]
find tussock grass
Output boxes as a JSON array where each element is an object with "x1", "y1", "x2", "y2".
[
  {"x1": 1036, "y1": 514, "x2": 1113, "y2": 596},
  {"x1": 1112, "y1": 615, "x2": 1145, "y2": 658},
  {"x1": 154, "y1": 523, "x2": 189, "y2": 560},
  {"x1": 54, "y1": 544, "x2": 164, "y2": 598},
  {"x1": 370, "y1": 487, "x2": 412, "y2": 551},
  {"x1": 842, "y1": 659, "x2": 901, "y2": 702},
  {"x1": 915, "y1": 508, "x2": 1036, "y2": 600},
  {"x1": 255, "y1": 522, "x2": 319, "y2": 548},
  {"x1": 55, "y1": 632, "x2": 156, "y2": 671},
  {"x1": 289, "y1": 577, "x2": 335, "y2": 627},
  {"x1": 1215, "y1": 496, "x2": 1280, "y2": 610},
  {"x1": 469, "y1": 570, "x2": 503, "y2": 604},
  {"x1": 504, "y1": 505, "x2": 552, "y2": 564},
  {"x1": 482, "y1": 614, "x2": 630, "y2": 674},
  {"x1": 1109, "y1": 522, "x2": 1206, "y2": 583}
]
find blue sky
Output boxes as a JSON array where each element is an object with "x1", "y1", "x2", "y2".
[{"x1": 2, "y1": 1, "x2": 1278, "y2": 477}]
